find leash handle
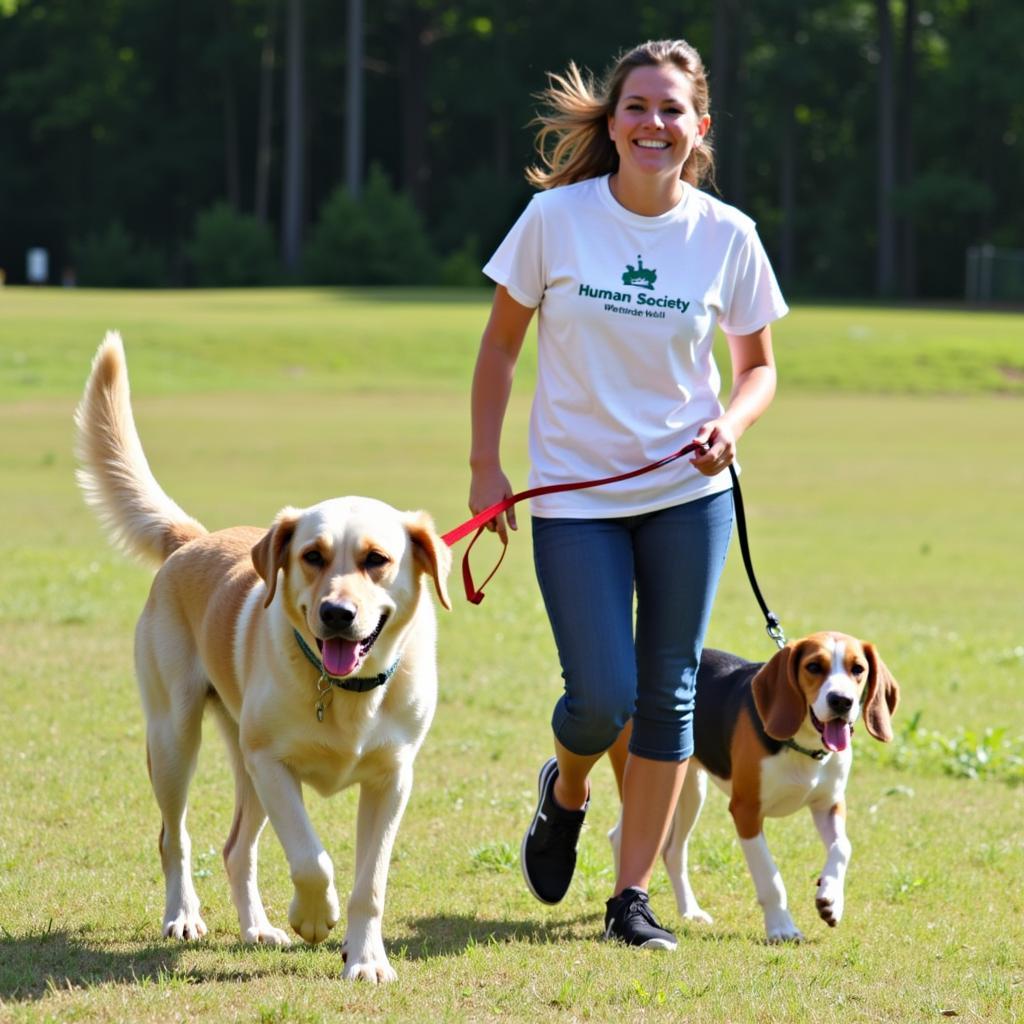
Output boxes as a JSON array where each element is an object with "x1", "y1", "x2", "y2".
[
  {"x1": 442, "y1": 441, "x2": 705, "y2": 603},
  {"x1": 444, "y1": 442, "x2": 788, "y2": 649}
]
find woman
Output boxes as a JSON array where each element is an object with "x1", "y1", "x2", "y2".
[{"x1": 468, "y1": 39, "x2": 787, "y2": 949}]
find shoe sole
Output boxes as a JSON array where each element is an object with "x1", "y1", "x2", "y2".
[
  {"x1": 520, "y1": 757, "x2": 562, "y2": 905},
  {"x1": 603, "y1": 927, "x2": 678, "y2": 952}
]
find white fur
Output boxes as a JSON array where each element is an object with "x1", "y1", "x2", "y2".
[
  {"x1": 75, "y1": 334, "x2": 450, "y2": 983},
  {"x1": 610, "y1": 633, "x2": 896, "y2": 944}
]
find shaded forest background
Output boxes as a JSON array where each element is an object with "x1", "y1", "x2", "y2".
[{"x1": 1, "y1": 0, "x2": 1022, "y2": 298}]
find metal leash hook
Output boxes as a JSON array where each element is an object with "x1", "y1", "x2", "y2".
[{"x1": 766, "y1": 614, "x2": 787, "y2": 650}]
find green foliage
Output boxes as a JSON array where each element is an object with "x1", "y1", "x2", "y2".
[
  {"x1": 864, "y1": 709, "x2": 1024, "y2": 785},
  {"x1": 186, "y1": 203, "x2": 278, "y2": 287},
  {"x1": 303, "y1": 166, "x2": 436, "y2": 286},
  {"x1": 70, "y1": 223, "x2": 166, "y2": 288},
  {"x1": 439, "y1": 235, "x2": 488, "y2": 288}
]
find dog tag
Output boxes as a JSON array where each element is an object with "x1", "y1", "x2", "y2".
[{"x1": 315, "y1": 675, "x2": 334, "y2": 721}]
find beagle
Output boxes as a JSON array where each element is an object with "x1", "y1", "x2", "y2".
[{"x1": 612, "y1": 632, "x2": 900, "y2": 943}]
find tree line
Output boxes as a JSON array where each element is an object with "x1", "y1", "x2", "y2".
[{"x1": 1, "y1": 0, "x2": 1021, "y2": 298}]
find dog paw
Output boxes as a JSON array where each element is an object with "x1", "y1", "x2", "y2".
[
  {"x1": 764, "y1": 910, "x2": 803, "y2": 944},
  {"x1": 681, "y1": 908, "x2": 714, "y2": 926},
  {"x1": 163, "y1": 908, "x2": 208, "y2": 941},
  {"x1": 242, "y1": 923, "x2": 292, "y2": 947},
  {"x1": 289, "y1": 855, "x2": 340, "y2": 945},
  {"x1": 343, "y1": 951, "x2": 397, "y2": 983},
  {"x1": 289, "y1": 885, "x2": 340, "y2": 944},
  {"x1": 815, "y1": 878, "x2": 845, "y2": 927}
]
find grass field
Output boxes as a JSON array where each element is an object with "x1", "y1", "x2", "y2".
[{"x1": 1, "y1": 288, "x2": 1022, "y2": 1023}]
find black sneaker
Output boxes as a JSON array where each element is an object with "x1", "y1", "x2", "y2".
[
  {"x1": 604, "y1": 887, "x2": 678, "y2": 950},
  {"x1": 520, "y1": 757, "x2": 588, "y2": 904}
]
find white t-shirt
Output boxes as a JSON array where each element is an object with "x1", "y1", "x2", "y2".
[{"x1": 483, "y1": 174, "x2": 788, "y2": 518}]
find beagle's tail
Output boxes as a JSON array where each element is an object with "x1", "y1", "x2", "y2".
[{"x1": 74, "y1": 332, "x2": 207, "y2": 566}]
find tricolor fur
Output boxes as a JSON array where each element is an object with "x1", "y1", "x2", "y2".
[
  {"x1": 611, "y1": 632, "x2": 899, "y2": 943},
  {"x1": 75, "y1": 332, "x2": 451, "y2": 982}
]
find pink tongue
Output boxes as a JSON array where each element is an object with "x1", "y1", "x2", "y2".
[
  {"x1": 322, "y1": 637, "x2": 361, "y2": 677},
  {"x1": 822, "y1": 720, "x2": 851, "y2": 753}
]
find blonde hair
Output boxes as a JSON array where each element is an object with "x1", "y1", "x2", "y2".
[{"x1": 526, "y1": 39, "x2": 715, "y2": 191}]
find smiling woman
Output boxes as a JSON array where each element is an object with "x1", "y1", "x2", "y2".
[{"x1": 465, "y1": 39, "x2": 787, "y2": 956}]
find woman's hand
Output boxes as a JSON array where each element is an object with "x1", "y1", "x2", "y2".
[
  {"x1": 469, "y1": 463, "x2": 517, "y2": 543},
  {"x1": 690, "y1": 325, "x2": 777, "y2": 477},
  {"x1": 689, "y1": 417, "x2": 739, "y2": 477}
]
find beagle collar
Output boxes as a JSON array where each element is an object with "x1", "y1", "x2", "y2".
[
  {"x1": 782, "y1": 737, "x2": 830, "y2": 761},
  {"x1": 293, "y1": 629, "x2": 399, "y2": 718}
]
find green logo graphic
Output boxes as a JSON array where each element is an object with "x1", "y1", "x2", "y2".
[{"x1": 621, "y1": 255, "x2": 657, "y2": 290}]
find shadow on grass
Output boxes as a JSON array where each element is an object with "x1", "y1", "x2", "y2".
[
  {"x1": 397, "y1": 912, "x2": 601, "y2": 960},
  {"x1": 0, "y1": 927, "x2": 183, "y2": 1002},
  {"x1": 0, "y1": 926, "x2": 356, "y2": 1001}
]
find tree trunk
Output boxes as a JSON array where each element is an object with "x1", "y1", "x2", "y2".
[
  {"x1": 779, "y1": 103, "x2": 796, "y2": 286},
  {"x1": 345, "y1": 0, "x2": 364, "y2": 199},
  {"x1": 712, "y1": 0, "x2": 743, "y2": 203},
  {"x1": 898, "y1": 0, "x2": 917, "y2": 297},
  {"x1": 219, "y1": 0, "x2": 241, "y2": 209},
  {"x1": 399, "y1": 3, "x2": 431, "y2": 212},
  {"x1": 876, "y1": 0, "x2": 898, "y2": 296},
  {"x1": 255, "y1": 0, "x2": 277, "y2": 223},
  {"x1": 493, "y1": 0, "x2": 509, "y2": 182},
  {"x1": 281, "y1": 0, "x2": 305, "y2": 271}
]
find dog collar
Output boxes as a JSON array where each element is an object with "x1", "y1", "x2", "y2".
[
  {"x1": 293, "y1": 629, "x2": 399, "y2": 720},
  {"x1": 782, "y1": 738, "x2": 830, "y2": 761}
]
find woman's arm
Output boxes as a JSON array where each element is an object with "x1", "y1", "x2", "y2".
[
  {"x1": 469, "y1": 285, "x2": 536, "y2": 540},
  {"x1": 690, "y1": 325, "x2": 777, "y2": 477}
]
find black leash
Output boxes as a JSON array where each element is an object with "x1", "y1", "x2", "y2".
[{"x1": 729, "y1": 464, "x2": 787, "y2": 649}]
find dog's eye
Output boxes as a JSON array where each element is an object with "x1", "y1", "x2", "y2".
[
  {"x1": 804, "y1": 661, "x2": 824, "y2": 675},
  {"x1": 851, "y1": 663, "x2": 866, "y2": 677},
  {"x1": 364, "y1": 551, "x2": 390, "y2": 570},
  {"x1": 302, "y1": 550, "x2": 325, "y2": 568}
]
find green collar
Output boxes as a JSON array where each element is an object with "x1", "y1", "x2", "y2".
[
  {"x1": 782, "y1": 737, "x2": 830, "y2": 761},
  {"x1": 293, "y1": 629, "x2": 399, "y2": 721}
]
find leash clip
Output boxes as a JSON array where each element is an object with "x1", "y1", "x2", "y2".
[
  {"x1": 766, "y1": 616, "x2": 787, "y2": 650},
  {"x1": 315, "y1": 674, "x2": 334, "y2": 722}
]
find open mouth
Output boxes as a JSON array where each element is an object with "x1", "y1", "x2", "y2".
[
  {"x1": 810, "y1": 710, "x2": 852, "y2": 753},
  {"x1": 635, "y1": 138, "x2": 669, "y2": 150},
  {"x1": 316, "y1": 613, "x2": 388, "y2": 678}
]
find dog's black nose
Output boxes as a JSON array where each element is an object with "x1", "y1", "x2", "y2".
[
  {"x1": 320, "y1": 600, "x2": 356, "y2": 630},
  {"x1": 827, "y1": 693, "x2": 854, "y2": 715}
]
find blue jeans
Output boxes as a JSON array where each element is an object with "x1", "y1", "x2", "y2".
[{"x1": 531, "y1": 490, "x2": 734, "y2": 762}]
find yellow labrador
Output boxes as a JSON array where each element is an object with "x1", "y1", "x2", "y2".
[{"x1": 75, "y1": 333, "x2": 450, "y2": 982}]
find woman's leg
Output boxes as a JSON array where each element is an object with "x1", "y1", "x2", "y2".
[
  {"x1": 523, "y1": 516, "x2": 638, "y2": 904},
  {"x1": 616, "y1": 756, "x2": 689, "y2": 894},
  {"x1": 606, "y1": 721, "x2": 632, "y2": 799},
  {"x1": 531, "y1": 515, "x2": 638, "y2": 765},
  {"x1": 616, "y1": 491, "x2": 734, "y2": 895}
]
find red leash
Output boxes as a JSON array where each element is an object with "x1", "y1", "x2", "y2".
[{"x1": 441, "y1": 440, "x2": 706, "y2": 604}]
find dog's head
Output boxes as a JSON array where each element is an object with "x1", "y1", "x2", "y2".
[
  {"x1": 250, "y1": 496, "x2": 451, "y2": 678},
  {"x1": 751, "y1": 631, "x2": 900, "y2": 751}
]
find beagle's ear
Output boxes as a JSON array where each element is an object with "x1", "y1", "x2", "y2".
[
  {"x1": 752, "y1": 641, "x2": 808, "y2": 741},
  {"x1": 862, "y1": 642, "x2": 900, "y2": 742},
  {"x1": 406, "y1": 510, "x2": 452, "y2": 610},
  {"x1": 251, "y1": 508, "x2": 300, "y2": 608}
]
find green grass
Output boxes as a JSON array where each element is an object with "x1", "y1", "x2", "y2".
[
  {"x1": 1, "y1": 286, "x2": 1023, "y2": 400},
  {"x1": 1, "y1": 288, "x2": 1023, "y2": 1022}
]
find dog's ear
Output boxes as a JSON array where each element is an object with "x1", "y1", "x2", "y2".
[
  {"x1": 251, "y1": 508, "x2": 300, "y2": 608},
  {"x1": 861, "y1": 642, "x2": 900, "y2": 742},
  {"x1": 405, "y1": 511, "x2": 452, "y2": 610},
  {"x1": 752, "y1": 641, "x2": 808, "y2": 740}
]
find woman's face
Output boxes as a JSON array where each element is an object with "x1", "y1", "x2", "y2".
[{"x1": 607, "y1": 63, "x2": 710, "y2": 187}]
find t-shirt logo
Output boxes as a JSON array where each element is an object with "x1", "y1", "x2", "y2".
[{"x1": 621, "y1": 255, "x2": 657, "y2": 290}]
